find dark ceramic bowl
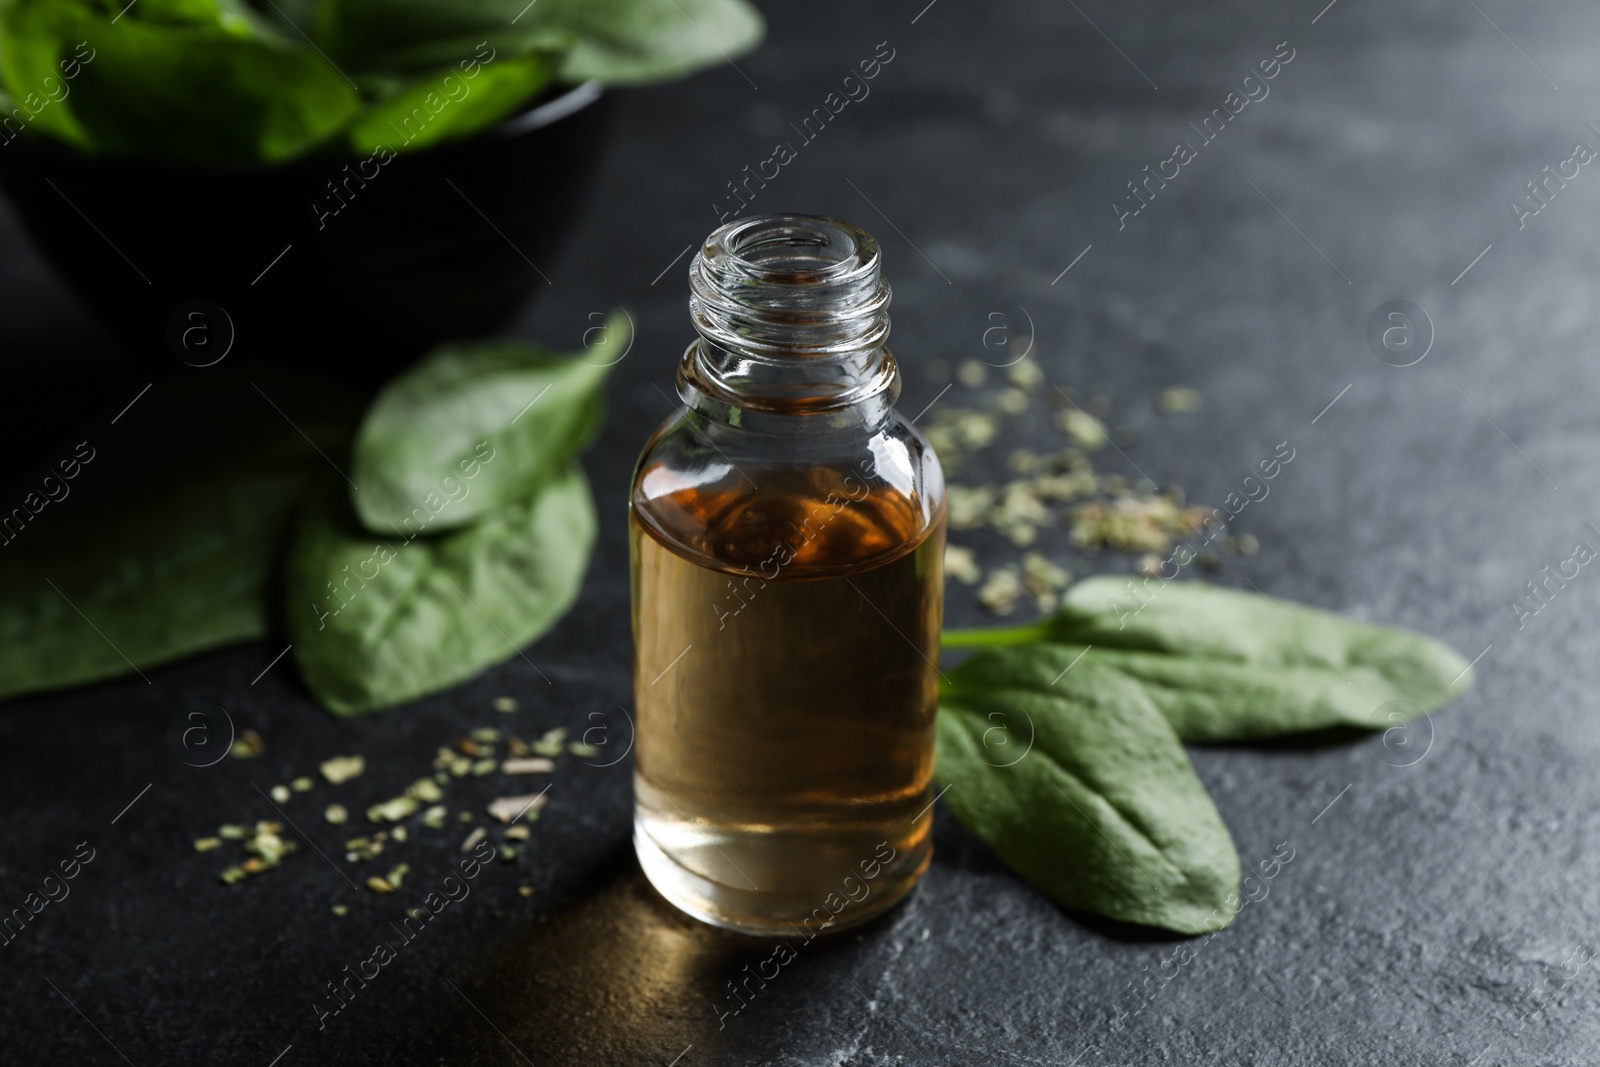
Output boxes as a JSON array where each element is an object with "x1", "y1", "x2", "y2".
[{"x1": 0, "y1": 81, "x2": 612, "y2": 381}]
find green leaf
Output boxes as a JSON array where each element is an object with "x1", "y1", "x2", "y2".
[
  {"x1": 0, "y1": 473, "x2": 296, "y2": 700},
  {"x1": 340, "y1": 32, "x2": 572, "y2": 78},
  {"x1": 534, "y1": 0, "x2": 764, "y2": 85},
  {"x1": 285, "y1": 464, "x2": 596, "y2": 715},
  {"x1": 936, "y1": 645, "x2": 1240, "y2": 934},
  {"x1": 1082, "y1": 648, "x2": 1438, "y2": 742},
  {"x1": 0, "y1": 370, "x2": 359, "y2": 702},
  {"x1": 339, "y1": 51, "x2": 553, "y2": 154},
  {"x1": 0, "y1": 0, "x2": 361, "y2": 162},
  {"x1": 350, "y1": 315, "x2": 626, "y2": 535},
  {"x1": 307, "y1": 0, "x2": 564, "y2": 74},
  {"x1": 1045, "y1": 577, "x2": 1472, "y2": 739},
  {"x1": 0, "y1": 0, "x2": 104, "y2": 149},
  {"x1": 311, "y1": 0, "x2": 762, "y2": 85},
  {"x1": 5, "y1": 0, "x2": 765, "y2": 164}
]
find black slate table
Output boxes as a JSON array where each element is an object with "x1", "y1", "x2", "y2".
[{"x1": 2, "y1": 0, "x2": 1597, "y2": 1063}]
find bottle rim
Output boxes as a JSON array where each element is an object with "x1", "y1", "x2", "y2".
[{"x1": 683, "y1": 213, "x2": 898, "y2": 416}]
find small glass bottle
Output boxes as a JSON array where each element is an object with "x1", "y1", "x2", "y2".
[{"x1": 630, "y1": 213, "x2": 946, "y2": 936}]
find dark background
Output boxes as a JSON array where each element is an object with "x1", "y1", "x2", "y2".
[{"x1": 2, "y1": 0, "x2": 1597, "y2": 1063}]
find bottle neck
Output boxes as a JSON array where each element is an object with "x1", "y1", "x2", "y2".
[{"x1": 677, "y1": 214, "x2": 900, "y2": 431}]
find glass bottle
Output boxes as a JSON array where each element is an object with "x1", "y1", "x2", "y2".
[{"x1": 630, "y1": 213, "x2": 946, "y2": 936}]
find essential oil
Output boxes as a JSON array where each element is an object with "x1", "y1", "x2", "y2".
[{"x1": 630, "y1": 214, "x2": 945, "y2": 935}]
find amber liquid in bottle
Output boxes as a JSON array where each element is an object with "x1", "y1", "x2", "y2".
[{"x1": 632, "y1": 467, "x2": 944, "y2": 935}]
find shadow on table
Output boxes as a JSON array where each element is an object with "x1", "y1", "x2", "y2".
[{"x1": 409, "y1": 842, "x2": 890, "y2": 1066}]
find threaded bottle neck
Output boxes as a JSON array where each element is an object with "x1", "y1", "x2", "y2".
[{"x1": 680, "y1": 214, "x2": 898, "y2": 418}]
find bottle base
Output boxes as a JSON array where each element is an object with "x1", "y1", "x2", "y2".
[{"x1": 634, "y1": 817, "x2": 930, "y2": 938}]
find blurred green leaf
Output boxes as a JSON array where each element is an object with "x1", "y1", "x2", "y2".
[
  {"x1": 0, "y1": 370, "x2": 359, "y2": 701},
  {"x1": 310, "y1": 0, "x2": 762, "y2": 84},
  {"x1": 0, "y1": 0, "x2": 361, "y2": 162},
  {"x1": 340, "y1": 50, "x2": 552, "y2": 154},
  {"x1": 1, "y1": 0, "x2": 763, "y2": 161},
  {"x1": 537, "y1": 0, "x2": 765, "y2": 85}
]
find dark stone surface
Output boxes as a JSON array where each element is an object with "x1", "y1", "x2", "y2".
[{"x1": 1, "y1": 0, "x2": 1597, "y2": 1063}]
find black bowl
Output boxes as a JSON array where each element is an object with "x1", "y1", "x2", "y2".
[{"x1": 0, "y1": 81, "x2": 612, "y2": 382}]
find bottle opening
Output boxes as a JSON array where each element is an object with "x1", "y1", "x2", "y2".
[
  {"x1": 683, "y1": 212, "x2": 898, "y2": 417},
  {"x1": 718, "y1": 215, "x2": 866, "y2": 283},
  {"x1": 689, "y1": 213, "x2": 890, "y2": 349}
]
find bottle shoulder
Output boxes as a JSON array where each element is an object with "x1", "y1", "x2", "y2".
[{"x1": 631, "y1": 410, "x2": 945, "y2": 578}]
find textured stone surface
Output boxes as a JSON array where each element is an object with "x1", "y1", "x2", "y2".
[{"x1": 2, "y1": 0, "x2": 1598, "y2": 1064}]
